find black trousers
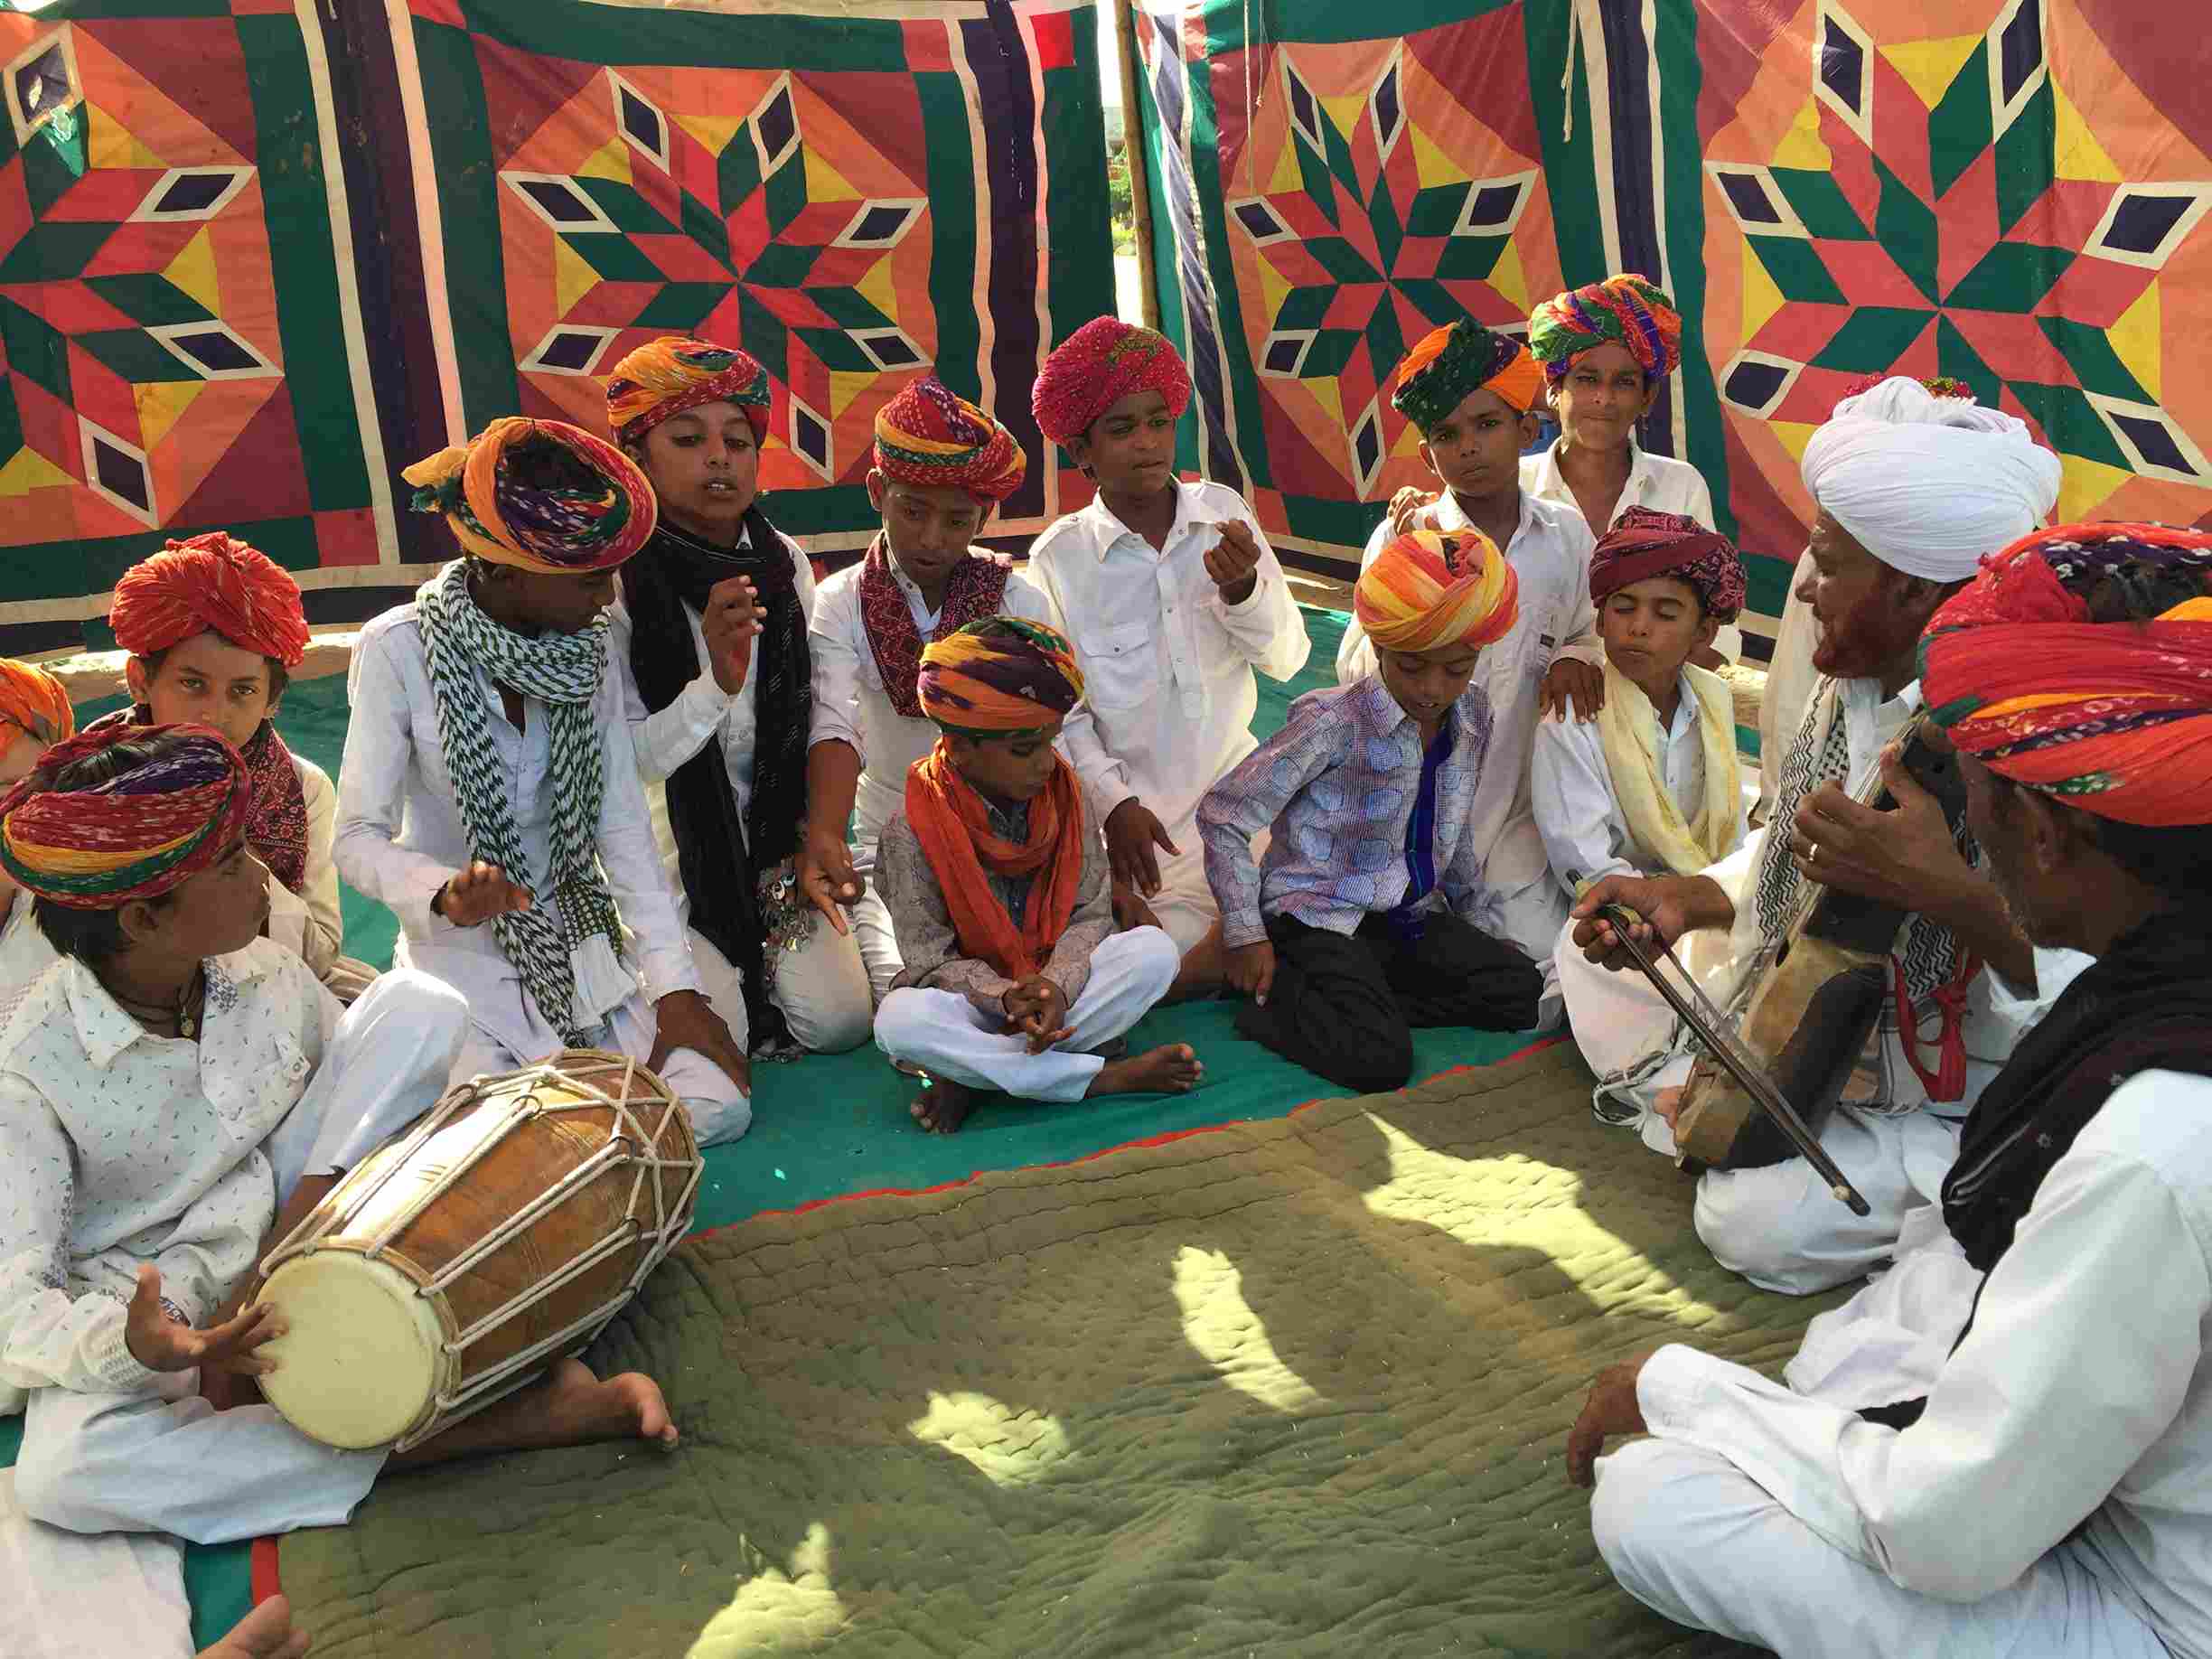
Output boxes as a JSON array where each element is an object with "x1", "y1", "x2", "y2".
[{"x1": 1234, "y1": 911, "x2": 1543, "y2": 1094}]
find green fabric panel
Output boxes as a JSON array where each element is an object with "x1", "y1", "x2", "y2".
[
  {"x1": 449, "y1": 0, "x2": 909, "y2": 70},
  {"x1": 410, "y1": 16, "x2": 517, "y2": 429},
  {"x1": 916, "y1": 72, "x2": 982, "y2": 408},
  {"x1": 1927, "y1": 44, "x2": 1993, "y2": 202}
]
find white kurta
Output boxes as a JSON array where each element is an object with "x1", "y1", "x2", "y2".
[
  {"x1": 0, "y1": 892, "x2": 54, "y2": 1004},
  {"x1": 1593, "y1": 1070, "x2": 2212, "y2": 1659},
  {"x1": 1024, "y1": 480, "x2": 1311, "y2": 953},
  {"x1": 605, "y1": 538, "x2": 872, "y2": 1055},
  {"x1": 333, "y1": 601, "x2": 748, "y2": 1144},
  {"x1": 1532, "y1": 671, "x2": 1748, "y2": 1074},
  {"x1": 1521, "y1": 439, "x2": 1740, "y2": 661},
  {"x1": 807, "y1": 555, "x2": 1110, "y2": 998},
  {"x1": 1336, "y1": 490, "x2": 1600, "y2": 975},
  {"x1": 1756, "y1": 548, "x2": 1823, "y2": 820},
  {"x1": 261, "y1": 752, "x2": 375, "y2": 1000}
]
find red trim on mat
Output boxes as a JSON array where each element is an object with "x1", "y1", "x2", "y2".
[
  {"x1": 693, "y1": 1036, "x2": 1565, "y2": 1240},
  {"x1": 251, "y1": 1533, "x2": 282, "y2": 1603}
]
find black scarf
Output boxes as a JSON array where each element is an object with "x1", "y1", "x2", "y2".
[
  {"x1": 1860, "y1": 906, "x2": 2212, "y2": 1430},
  {"x1": 620, "y1": 506, "x2": 811, "y2": 1053}
]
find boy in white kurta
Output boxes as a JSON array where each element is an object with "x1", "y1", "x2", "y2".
[
  {"x1": 802, "y1": 373, "x2": 1111, "y2": 1000},
  {"x1": 336, "y1": 418, "x2": 751, "y2": 1146},
  {"x1": 0, "y1": 660, "x2": 71, "y2": 999},
  {"x1": 0, "y1": 725, "x2": 679, "y2": 1650},
  {"x1": 1568, "y1": 523, "x2": 2212, "y2": 1659},
  {"x1": 1336, "y1": 317, "x2": 1602, "y2": 1012},
  {"x1": 1025, "y1": 318, "x2": 1310, "y2": 991},
  {"x1": 1532, "y1": 509, "x2": 1751, "y2": 1076}
]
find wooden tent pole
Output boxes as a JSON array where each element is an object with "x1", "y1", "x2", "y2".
[{"x1": 1110, "y1": 0, "x2": 1163, "y2": 331}]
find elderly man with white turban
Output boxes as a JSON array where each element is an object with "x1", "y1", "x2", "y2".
[{"x1": 1566, "y1": 379, "x2": 2087, "y2": 1297}]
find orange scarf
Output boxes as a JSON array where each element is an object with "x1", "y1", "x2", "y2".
[{"x1": 904, "y1": 742, "x2": 1085, "y2": 981}]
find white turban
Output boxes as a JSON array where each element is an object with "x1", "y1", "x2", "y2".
[{"x1": 1799, "y1": 377, "x2": 2062, "y2": 582}]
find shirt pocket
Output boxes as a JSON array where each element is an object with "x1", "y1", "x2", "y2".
[{"x1": 1078, "y1": 618, "x2": 1158, "y2": 711}]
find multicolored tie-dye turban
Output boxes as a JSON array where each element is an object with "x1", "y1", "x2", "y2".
[
  {"x1": 0, "y1": 723, "x2": 252, "y2": 906},
  {"x1": 604, "y1": 336, "x2": 773, "y2": 446},
  {"x1": 109, "y1": 532, "x2": 310, "y2": 668},
  {"x1": 916, "y1": 616, "x2": 1086, "y2": 736},
  {"x1": 1589, "y1": 507, "x2": 1748, "y2": 623},
  {"x1": 0, "y1": 660, "x2": 73, "y2": 746},
  {"x1": 875, "y1": 374, "x2": 1029, "y2": 503},
  {"x1": 1355, "y1": 528, "x2": 1521, "y2": 653},
  {"x1": 1031, "y1": 317, "x2": 1192, "y2": 447},
  {"x1": 403, "y1": 417, "x2": 658, "y2": 576},
  {"x1": 1921, "y1": 522, "x2": 2212, "y2": 827},
  {"x1": 1527, "y1": 275, "x2": 1683, "y2": 386},
  {"x1": 1391, "y1": 319, "x2": 1545, "y2": 431}
]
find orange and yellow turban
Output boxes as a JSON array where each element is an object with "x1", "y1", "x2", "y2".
[
  {"x1": 0, "y1": 659, "x2": 72, "y2": 747},
  {"x1": 1527, "y1": 275, "x2": 1682, "y2": 385},
  {"x1": 1920, "y1": 522, "x2": 2212, "y2": 827},
  {"x1": 875, "y1": 374, "x2": 1028, "y2": 503},
  {"x1": 0, "y1": 722, "x2": 251, "y2": 907},
  {"x1": 604, "y1": 336, "x2": 773, "y2": 446},
  {"x1": 404, "y1": 417, "x2": 657, "y2": 576},
  {"x1": 109, "y1": 531, "x2": 310, "y2": 668},
  {"x1": 1392, "y1": 319, "x2": 1545, "y2": 431},
  {"x1": 916, "y1": 616, "x2": 1085, "y2": 736},
  {"x1": 1355, "y1": 528, "x2": 1520, "y2": 654}
]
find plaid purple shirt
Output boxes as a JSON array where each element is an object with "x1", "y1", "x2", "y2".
[{"x1": 1197, "y1": 675, "x2": 1495, "y2": 949}]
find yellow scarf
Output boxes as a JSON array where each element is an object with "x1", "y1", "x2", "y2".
[{"x1": 1595, "y1": 658, "x2": 1741, "y2": 876}]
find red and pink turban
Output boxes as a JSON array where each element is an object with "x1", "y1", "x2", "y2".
[
  {"x1": 109, "y1": 532, "x2": 309, "y2": 668},
  {"x1": 1589, "y1": 507, "x2": 1747, "y2": 622},
  {"x1": 1031, "y1": 317, "x2": 1192, "y2": 447},
  {"x1": 1920, "y1": 522, "x2": 2212, "y2": 827}
]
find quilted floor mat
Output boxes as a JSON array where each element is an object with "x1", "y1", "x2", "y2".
[{"x1": 277, "y1": 1044, "x2": 1820, "y2": 1657}]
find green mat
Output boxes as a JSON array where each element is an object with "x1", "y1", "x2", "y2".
[{"x1": 278, "y1": 1044, "x2": 1813, "y2": 1656}]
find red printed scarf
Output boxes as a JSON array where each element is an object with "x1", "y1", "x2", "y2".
[
  {"x1": 87, "y1": 705, "x2": 308, "y2": 894},
  {"x1": 859, "y1": 536, "x2": 1014, "y2": 718}
]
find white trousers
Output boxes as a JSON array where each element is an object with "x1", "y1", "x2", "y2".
[
  {"x1": 1553, "y1": 917, "x2": 1681, "y2": 1077},
  {"x1": 1593, "y1": 1437, "x2": 2169, "y2": 1659},
  {"x1": 688, "y1": 918, "x2": 873, "y2": 1054},
  {"x1": 849, "y1": 838, "x2": 903, "y2": 1004},
  {"x1": 9, "y1": 970, "x2": 467, "y2": 1548},
  {"x1": 1784, "y1": 1202, "x2": 1983, "y2": 1409},
  {"x1": 874, "y1": 927, "x2": 1178, "y2": 1102},
  {"x1": 453, "y1": 982, "x2": 751, "y2": 1148},
  {"x1": 1, "y1": 1468, "x2": 192, "y2": 1659}
]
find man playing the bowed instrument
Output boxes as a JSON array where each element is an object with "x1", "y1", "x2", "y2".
[
  {"x1": 1570, "y1": 378, "x2": 2084, "y2": 1295},
  {"x1": 1569, "y1": 521, "x2": 2212, "y2": 1659}
]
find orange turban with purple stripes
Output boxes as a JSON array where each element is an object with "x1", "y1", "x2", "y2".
[
  {"x1": 109, "y1": 532, "x2": 309, "y2": 668},
  {"x1": 0, "y1": 660, "x2": 72, "y2": 746},
  {"x1": 404, "y1": 417, "x2": 657, "y2": 576},
  {"x1": 1920, "y1": 522, "x2": 2212, "y2": 827},
  {"x1": 604, "y1": 336, "x2": 772, "y2": 446},
  {"x1": 875, "y1": 374, "x2": 1028, "y2": 503},
  {"x1": 1392, "y1": 319, "x2": 1545, "y2": 430},
  {"x1": 1355, "y1": 528, "x2": 1520, "y2": 653},
  {"x1": 917, "y1": 617, "x2": 1085, "y2": 736}
]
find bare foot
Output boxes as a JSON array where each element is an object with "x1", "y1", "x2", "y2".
[
  {"x1": 1164, "y1": 923, "x2": 1227, "y2": 1004},
  {"x1": 1087, "y1": 1044, "x2": 1204, "y2": 1097},
  {"x1": 392, "y1": 1357, "x2": 677, "y2": 1468},
  {"x1": 1654, "y1": 1085, "x2": 1685, "y2": 1130},
  {"x1": 199, "y1": 1594, "x2": 309, "y2": 1659},
  {"x1": 911, "y1": 1075, "x2": 976, "y2": 1135}
]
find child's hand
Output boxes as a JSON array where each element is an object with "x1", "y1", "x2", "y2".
[
  {"x1": 1387, "y1": 487, "x2": 1439, "y2": 536},
  {"x1": 1105, "y1": 797, "x2": 1178, "y2": 896},
  {"x1": 1541, "y1": 659, "x2": 1606, "y2": 722},
  {"x1": 1111, "y1": 882, "x2": 1162, "y2": 933},
  {"x1": 798, "y1": 822, "x2": 863, "y2": 933},
  {"x1": 436, "y1": 861, "x2": 532, "y2": 928},
  {"x1": 1224, "y1": 940, "x2": 1276, "y2": 1007},
  {"x1": 124, "y1": 1265, "x2": 285, "y2": 1377},
  {"x1": 1203, "y1": 520, "x2": 1262, "y2": 601},
  {"x1": 1001, "y1": 979, "x2": 1073, "y2": 1053},
  {"x1": 701, "y1": 576, "x2": 766, "y2": 695}
]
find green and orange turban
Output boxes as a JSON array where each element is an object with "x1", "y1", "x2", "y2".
[
  {"x1": 0, "y1": 659, "x2": 73, "y2": 747},
  {"x1": 0, "y1": 722, "x2": 252, "y2": 907},
  {"x1": 1527, "y1": 275, "x2": 1682, "y2": 386},
  {"x1": 1391, "y1": 319, "x2": 1545, "y2": 432},
  {"x1": 604, "y1": 336, "x2": 773, "y2": 446},
  {"x1": 875, "y1": 374, "x2": 1028, "y2": 503},
  {"x1": 109, "y1": 531, "x2": 310, "y2": 668},
  {"x1": 1031, "y1": 317, "x2": 1192, "y2": 447},
  {"x1": 1921, "y1": 522, "x2": 2212, "y2": 827},
  {"x1": 1355, "y1": 528, "x2": 1520, "y2": 653},
  {"x1": 404, "y1": 417, "x2": 657, "y2": 576},
  {"x1": 916, "y1": 616, "x2": 1086, "y2": 736}
]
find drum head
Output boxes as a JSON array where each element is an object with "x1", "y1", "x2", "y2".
[{"x1": 254, "y1": 1251, "x2": 447, "y2": 1450}]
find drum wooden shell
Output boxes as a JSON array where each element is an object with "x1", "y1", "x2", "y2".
[{"x1": 252, "y1": 1049, "x2": 701, "y2": 1451}]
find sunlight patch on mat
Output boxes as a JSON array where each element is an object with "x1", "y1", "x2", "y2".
[
  {"x1": 1171, "y1": 1245, "x2": 1325, "y2": 1412},
  {"x1": 688, "y1": 1522, "x2": 848, "y2": 1656},
  {"x1": 905, "y1": 1391, "x2": 1072, "y2": 1486}
]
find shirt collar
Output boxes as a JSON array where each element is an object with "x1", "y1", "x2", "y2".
[
  {"x1": 69, "y1": 949, "x2": 267, "y2": 1070},
  {"x1": 1086, "y1": 478, "x2": 1193, "y2": 558},
  {"x1": 1532, "y1": 437, "x2": 1654, "y2": 522},
  {"x1": 1354, "y1": 674, "x2": 1486, "y2": 747},
  {"x1": 1437, "y1": 488, "x2": 1542, "y2": 553}
]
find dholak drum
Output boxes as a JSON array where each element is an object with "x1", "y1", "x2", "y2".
[{"x1": 251, "y1": 1049, "x2": 702, "y2": 1452}]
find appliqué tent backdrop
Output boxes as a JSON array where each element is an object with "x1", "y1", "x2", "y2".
[
  {"x1": 1129, "y1": 0, "x2": 2212, "y2": 640},
  {"x1": 0, "y1": 0, "x2": 1113, "y2": 654}
]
